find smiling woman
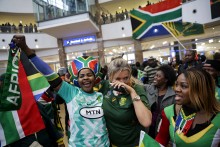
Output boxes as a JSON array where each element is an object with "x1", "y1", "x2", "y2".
[
  {"x1": 13, "y1": 35, "x2": 110, "y2": 147},
  {"x1": 144, "y1": 64, "x2": 176, "y2": 138},
  {"x1": 77, "y1": 68, "x2": 96, "y2": 93},
  {"x1": 155, "y1": 68, "x2": 220, "y2": 147}
]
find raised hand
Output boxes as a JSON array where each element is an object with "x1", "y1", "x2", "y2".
[{"x1": 12, "y1": 35, "x2": 34, "y2": 56}]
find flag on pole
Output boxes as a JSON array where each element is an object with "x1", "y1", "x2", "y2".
[
  {"x1": 139, "y1": 131, "x2": 164, "y2": 147},
  {"x1": 162, "y1": 21, "x2": 204, "y2": 37},
  {"x1": 130, "y1": 0, "x2": 182, "y2": 40}
]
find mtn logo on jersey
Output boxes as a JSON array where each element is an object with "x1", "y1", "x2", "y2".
[{"x1": 80, "y1": 106, "x2": 104, "y2": 119}]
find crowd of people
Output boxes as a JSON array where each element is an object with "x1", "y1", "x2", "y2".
[
  {"x1": 0, "y1": 35, "x2": 220, "y2": 147},
  {"x1": 97, "y1": 9, "x2": 130, "y2": 25},
  {"x1": 98, "y1": 0, "x2": 157, "y2": 25},
  {"x1": 0, "y1": 22, "x2": 38, "y2": 33}
]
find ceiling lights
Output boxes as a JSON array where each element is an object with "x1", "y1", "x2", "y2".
[
  {"x1": 209, "y1": 39, "x2": 214, "y2": 43},
  {"x1": 150, "y1": 45, "x2": 155, "y2": 49},
  {"x1": 162, "y1": 41, "x2": 167, "y2": 45}
]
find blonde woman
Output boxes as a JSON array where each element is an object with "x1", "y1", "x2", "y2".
[
  {"x1": 99, "y1": 57, "x2": 152, "y2": 147},
  {"x1": 156, "y1": 68, "x2": 220, "y2": 146}
]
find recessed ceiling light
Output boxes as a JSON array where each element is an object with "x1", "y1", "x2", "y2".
[
  {"x1": 150, "y1": 45, "x2": 155, "y2": 49},
  {"x1": 118, "y1": 7, "x2": 121, "y2": 9},
  {"x1": 209, "y1": 39, "x2": 213, "y2": 43},
  {"x1": 163, "y1": 41, "x2": 167, "y2": 45},
  {"x1": 3, "y1": 46, "x2": 6, "y2": 49},
  {"x1": 35, "y1": 45, "x2": 39, "y2": 48}
]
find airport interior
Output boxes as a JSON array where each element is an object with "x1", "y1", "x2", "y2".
[{"x1": 0, "y1": 0, "x2": 220, "y2": 146}]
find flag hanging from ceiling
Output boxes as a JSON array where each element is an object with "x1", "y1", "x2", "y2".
[
  {"x1": 162, "y1": 21, "x2": 204, "y2": 37},
  {"x1": 130, "y1": 0, "x2": 182, "y2": 40}
]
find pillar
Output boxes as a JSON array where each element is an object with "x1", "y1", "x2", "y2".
[
  {"x1": 57, "y1": 39, "x2": 67, "y2": 68},
  {"x1": 134, "y1": 40, "x2": 143, "y2": 64},
  {"x1": 96, "y1": 32, "x2": 105, "y2": 67}
]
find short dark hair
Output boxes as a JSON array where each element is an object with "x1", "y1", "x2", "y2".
[
  {"x1": 199, "y1": 55, "x2": 206, "y2": 62},
  {"x1": 158, "y1": 65, "x2": 176, "y2": 86},
  {"x1": 135, "y1": 62, "x2": 141, "y2": 67},
  {"x1": 213, "y1": 52, "x2": 220, "y2": 60}
]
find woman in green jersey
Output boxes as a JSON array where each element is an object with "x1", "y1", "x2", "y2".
[
  {"x1": 99, "y1": 57, "x2": 152, "y2": 147},
  {"x1": 156, "y1": 68, "x2": 220, "y2": 147}
]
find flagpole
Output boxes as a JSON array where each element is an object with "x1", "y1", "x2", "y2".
[{"x1": 162, "y1": 23, "x2": 187, "y2": 51}]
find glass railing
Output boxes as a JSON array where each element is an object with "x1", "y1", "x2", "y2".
[
  {"x1": 0, "y1": 26, "x2": 39, "y2": 33},
  {"x1": 33, "y1": 0, "x2": 96, "y2": 22},
  {"x1": 99, "y1": 11, "x2": 130, "y2": 25}
]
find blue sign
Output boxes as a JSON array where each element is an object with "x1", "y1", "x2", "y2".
[{"x1": 63, "y1": 35, "x2": 96, "y2": 46}]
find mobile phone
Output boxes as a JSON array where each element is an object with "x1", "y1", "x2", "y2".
[{"x1": 113, "y1": 86, "x2": 128, "y2": 94}]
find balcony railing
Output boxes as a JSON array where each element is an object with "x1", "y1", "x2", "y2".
[{"x1": 0, "y1": 26, "x2": 39, "y2": 33}]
